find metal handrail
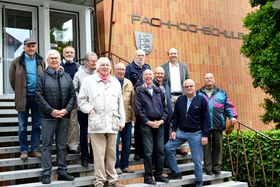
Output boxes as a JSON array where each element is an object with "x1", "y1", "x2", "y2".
[
  {"x1": 101, "y1": 51, "x2": 130, "y2": 64},
  {"x1": 227, "y1": 121, "x2": 280, "y2": 187}
]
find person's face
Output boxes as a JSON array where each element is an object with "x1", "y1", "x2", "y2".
[
  {"x1": 204, "y1": 73, "x2": 215, "y2": 88},
  {"x1": 98, "y1": 63, "x2": 111, "y2": 75},
  {"x1": 168, "y1": 48, "x2": 178, "y2": 63},
  {"x1": 23, "y1": 43, "x2": 37, "y2": 57},
  {"x1": 154, "y1": 69, "x2": 164, "y2": 83},
  {"x1": 184, "y1": 81, "x2": 196, "y2": 97},
  {"x1": 47, "y1": 54, "x2": 61, "y2": 71},
  {"x1": 63, "y1": 47, "x2": 75, "y2": 62},
  {"x1": 114, "y1": 64, "x2": 126, "y2": 79},
  {"x1": 143, "y1": 70, "x2": 154, "y2": 85},
  {"x1": 134, "y1": 51, "x2": 145, "y2": 64},
  {"x1": 86, "y1": 56, "x2": 97, "y2": 71}
]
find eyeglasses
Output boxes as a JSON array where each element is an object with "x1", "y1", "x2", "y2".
[{"x1": 184, "y1": 85, "x2": 194, "y2": 88}]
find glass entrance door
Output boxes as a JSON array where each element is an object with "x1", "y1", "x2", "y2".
[{"x1": 0, "y1": 3, "x2": 37, "y2": 94}]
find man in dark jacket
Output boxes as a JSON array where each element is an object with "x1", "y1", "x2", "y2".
[
  {"x1": 9, "y1": 38, "x2": 45, "y2": 160},
  {"x1": 198, "y1": 73, "x2": 238, "y2": 176},
  {"x1": 164, "y1": 79, "x2": 210, "y2": 187},
  {"x1": 125, "y1": 49, "x2": 151, "y2": 161},
  {"x1": 35, "y1": 49, "x2": 76, "y2": 184},
  {"x1": 134, "y1": 69, "x2": 169, "y2": 185}
]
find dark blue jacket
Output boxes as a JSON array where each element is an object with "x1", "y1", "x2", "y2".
[
  {"x1": 134, "y1": 84, "x2": 168, "y2": 124},
  {"x1": 172, "y1": 94, "x2": 210, "y2": 137},
  {"x1": 125, "y1": 61, "x2": 151, "y2": 88}
]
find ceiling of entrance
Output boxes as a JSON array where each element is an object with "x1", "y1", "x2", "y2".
[{"x1": 51, "y1": 0, "x2": 102, "y2": 6}]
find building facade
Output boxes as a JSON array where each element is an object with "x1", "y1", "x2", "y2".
[{"x1": 0, "y1": 0, "x2": 271, "y2": 130}]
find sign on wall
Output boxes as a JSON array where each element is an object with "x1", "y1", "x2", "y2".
[{"x1": 134, "y1": 31, "x2": 153, "y2": 55}]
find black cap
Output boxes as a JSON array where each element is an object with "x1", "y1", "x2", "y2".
[{"x1": 24, "y1": 38, "x2": 37, "y2": 45}]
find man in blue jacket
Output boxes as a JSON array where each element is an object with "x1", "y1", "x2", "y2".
[
  {"x1": 198, "y1": 73, "x2": 237, "y2": 176},
  {"x1": 164, "y1": 79, "x2": 210, "y2": 187}
]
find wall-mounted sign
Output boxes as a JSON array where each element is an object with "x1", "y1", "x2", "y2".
[
  {"x1": 134, "y1": 31, "x2": 153, "y2": 54},
  {"x1": 131, "y1": 15, "x2": 244, "y2": 40}
]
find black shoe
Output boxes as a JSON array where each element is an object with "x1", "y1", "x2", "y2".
[
  {"x1": 206, "y1": 170, "x2": 213, "y2": 175},
  {"x1": 41, "y1": 175, "x2": 51, "y2": 184},
  {"x1": 155, "y1": 175, "x2": 169, "y2": 183},
  {"x1": 168, "y1": 172, "x2": 182, "y2": 180},
  {"x1": 81, "y1": 159, "x2": 89, "y2": 167},
  {"x1": 213, "y1": 170, "x2": 221, "y2": 175},
  {"x1": 144, "y1": 177, "x2": 156, "y2": 185},
  {"x1": 133, "y1": 154, "x2": 141, "y2": 161},
  {"x1": 68, "y1": 149, "x2": 80, "y2": 154},
  {"x1": 57, "y1": 173, "x2": 75, "y2": 181}
]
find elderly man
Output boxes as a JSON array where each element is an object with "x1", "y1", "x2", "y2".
[
  {"x1": 114, "y1": 62, "x2": 135, "y2": 174},
  {"x1": 9, "y1": 38, "x2": 45, "y2": 160},
  {"x1": 125, "y1": 49, "x2": 151, "y2": 161},
  {"x1": 78, "y1": 57, "x2": 125, "y2": 187},
  {"x1": 134, "y1": 69, "x2": 169, "y2": 185},
  {"x1": 35, "y1": 49, "x2": 76, "y2": 184},
  {"x1": 164, "y1": 79, "x2": 210, "y2": 187},
  {"x1": 198, "y1": 73, "x2": 238, "y2": 176},
  {"x1": 161, "y1": 48, "x2": 189, "y2": 107},
  {"x1": 61, "y1": 46, "x2": 80, "y2": 154},
  {"x1": 73, "y1": 52, "x2": 97, "y2": 167},
  {"x1": 153, "y1": 67, "x2": 173, "y2": 144}
]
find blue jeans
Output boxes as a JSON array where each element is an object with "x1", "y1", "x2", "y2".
[
  {"x1": 164, "y1": 129, "x2": 203, "y2": 185},
  {"x1": 18, "y1": 96, "x2": 41, "y2": 152},
  {"x1": 115, "y1": 122, "x2": 132, "y2": 169}
]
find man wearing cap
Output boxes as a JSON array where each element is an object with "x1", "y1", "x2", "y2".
[{"x1": 9, "y1": 38, "x2": 45, "y2": 160}]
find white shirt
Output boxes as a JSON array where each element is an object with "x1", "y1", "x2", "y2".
[{"x1": 169, "y1": 62, "x2": 182, "y2": 93}]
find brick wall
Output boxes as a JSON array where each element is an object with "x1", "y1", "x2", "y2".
[{"x1": 97, "y1": 0, "x2": 273, "y2": 130}]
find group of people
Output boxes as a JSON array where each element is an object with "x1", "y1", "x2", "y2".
[{"x1": 9, "y1": 38, "x2": 238, "y2": 187}]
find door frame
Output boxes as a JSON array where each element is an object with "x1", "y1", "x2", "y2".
[{"x1": 0, "y1": 2, "x2": 38, "y2": 94}]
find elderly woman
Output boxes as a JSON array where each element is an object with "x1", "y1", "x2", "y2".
[
  {"x1": 73, "y1": 52, "x2": 97, "y2": 167},
  {"x1": 78, "y1": 57, "x2": 125, "y2": 187},
  {"x1": 35, "y1": 49, "x2": 76, "y2": 184}
]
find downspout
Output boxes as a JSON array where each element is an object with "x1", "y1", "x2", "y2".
[
  {"x1": 93, "y1": 0, "x2": 101, "y2": 56},
  {"x1": 108, "y1": 0, "x2": 114, "y2": 60}
]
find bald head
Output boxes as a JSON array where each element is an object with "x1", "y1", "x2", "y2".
[
  {"x1": 154, "y1": 66, "x2": 165, "y2": 84},
  {"x1": 134, "y1": 49, "x2": 146, "y2": 66},
  {"x1": 204, "y1": 73, "x2": 215, "y2": 89}
]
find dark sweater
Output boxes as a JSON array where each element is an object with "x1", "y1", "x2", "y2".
[
  {"x1": 172, "y1": 94, "x2": 210, "y2": 137},
  {"x1": 61, "y1": 61, "x2": 79, "y2": 79}
]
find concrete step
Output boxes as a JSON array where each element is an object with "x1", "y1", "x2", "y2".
[
  {"x1": 0, "y1": 135, "x2": 29, "y2": 143},
  {"x1": 0, "y1": 117, "x2": 31, "y2": 124},
  {"x1": 205, "y1": 181, "x2": 248, "y2": 187},
  {"x1": 0, "y1": 109, "x2": 17, "y2": 115},
  {"x1": 125, "y1": 171, "x2": 232, "y2": 187},
  {"x1": 0, "y1": 162, "x2": 194, "y2": 182},
  {"x1": 0, "y1": 154, "x2": 80, "y2": 167},
  {"x1": 0, "y1": 125, "x2": 31, "y2": 132},
  {"x1": 0, "y1": 94, "x2": 15, "y2": 100},
  {"x1": 0, "y1": 102, "x2": 15, "y2": 108}
]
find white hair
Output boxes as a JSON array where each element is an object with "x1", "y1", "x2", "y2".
[
  {"x1": 96, "y1": 57, "x2": 111, "y2": 71},
  {"x1": 46, "y1": 49, "x2": 61, "y2": 60}
]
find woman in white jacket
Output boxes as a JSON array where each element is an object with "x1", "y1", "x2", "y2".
[{"x1": 78, "y1": 57, "x2": 125, "y2": 187}]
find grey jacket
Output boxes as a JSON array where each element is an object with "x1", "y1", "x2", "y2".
[
  {"x1": 161, "y1": 61, "x2": 189, "y2": 93},
  {"x1": 35, "y1": 66, "x2": 76, "y2": 119}
]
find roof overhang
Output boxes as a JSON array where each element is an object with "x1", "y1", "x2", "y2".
[{"x1": 50, "y1": 0, "x2": 102, "y2": 6}]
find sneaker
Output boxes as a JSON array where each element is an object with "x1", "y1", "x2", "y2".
[
  {"x1": 20, "y1": 152, "x2": 28, "y2": 161},
  {"x1": 81, "y1": 159, "x2": 89, "y2": 167},
  {"x1": 144, "y1": 177, "x2": 156, "y2": 185},
  {"x1": 168, "y1": 172, "x2": 182, "y2": 180},
  {"x1": 107, "y1": 181, "x2": 124, "y2": 187},
  {"x1": 41, "y1": 175, "x2": 51, "y2": 184},
  {"x1": 121, "y1": 167, "x2": 134, "y2": 173},
  {"x1": 133, "y1": 154, "x2": 141, "y2": 161},
  {"x1": 29, "y1": 151, "x2": 41, "y2": 158},
  {"x1": 57, "y1": 173, "x2": 75, "y2": 181},
  {"x1": 155, "y1": 175, "x2": 169, "y2": 183},
  {"x1": 116, "y1": 168, "x2": 122, "y2": 175}
]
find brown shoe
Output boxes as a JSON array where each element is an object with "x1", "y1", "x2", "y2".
[
  {"x1": 29, "y1": 151, "x2": 41, "y2": 158},
  {"x1": 107, "y1": 181, "x2": 124, "y2": 187},
  {"x1": 20, "y1": 152, "x2": 28, "y2": 161},
  {"x1": 121, "y1": 167, "x2": 134, "y2": 173}
]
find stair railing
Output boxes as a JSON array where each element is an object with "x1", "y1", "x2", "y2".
[{"x1": 227, "y1": 121, "x2": 280, "y2": 187}]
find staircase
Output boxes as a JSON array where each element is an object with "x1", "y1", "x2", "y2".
[{"x1": 0, "y1": 95, "x2": 248, "y2": 187}]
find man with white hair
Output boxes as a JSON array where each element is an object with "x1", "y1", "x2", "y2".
[
  {"x1": 35, "y1": 49, "x2": 76, "y2": 184},
  {"x1": 125, "y1": 49, "x2": 151, "y2": 161},
  {"x1": 78, "y1": 57, "x2": 125, "y2": 187}
]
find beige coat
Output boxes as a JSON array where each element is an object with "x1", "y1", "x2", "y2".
[{"x1": 122, "y1": 78, "x2": 134, "y2": 123}]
